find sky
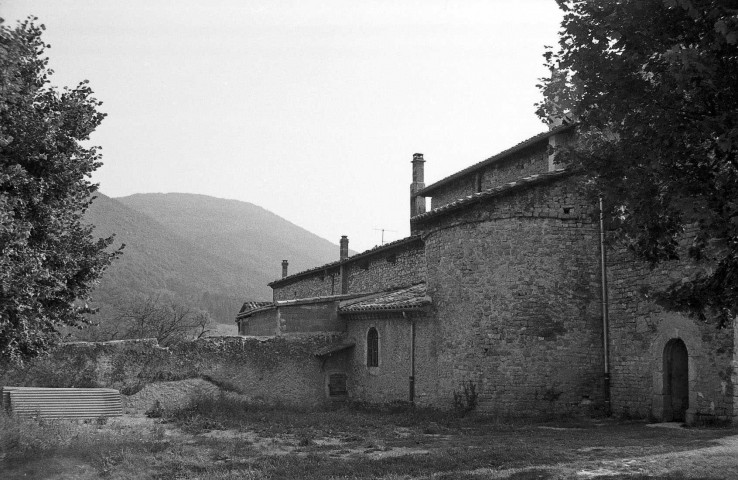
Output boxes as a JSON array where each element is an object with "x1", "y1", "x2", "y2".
[{"x1": 2, "y1": 0, "x2": 563, "y2": 253}]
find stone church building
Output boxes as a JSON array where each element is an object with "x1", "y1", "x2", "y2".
[{"x1": 237, "y1": 125, "x2": 735, "y2": 422}]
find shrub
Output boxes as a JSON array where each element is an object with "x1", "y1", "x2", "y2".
[
  {"x1": 145, "y1": 400, "x2": 164, "y2": 418},
  {"x1": 453, "y1": 380, "x2": 478, "y2": 416}
]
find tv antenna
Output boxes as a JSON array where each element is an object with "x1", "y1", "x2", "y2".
[{"x1": 373, "y1": 228, "x2": 397, "y2": 245}]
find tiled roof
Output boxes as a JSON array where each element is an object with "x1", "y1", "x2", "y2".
[
  {"x1": 339, "y1": 284, "x2": 431, "y2": 313},
  {"x1": 236, "y1": 301, "x2": 274, "y2": 319},
  {"x1": 417, "y1": 124, "x2": 574, "y2": 196},
  {"x1": 238, "y1": 301, "x2": 273, "y2": 315},
  {"x1": 314, "y1": 339, "x2": 356, "y2": 357},
  {"x1": 268, "y1": 235, "x2": 422, "y2": 288},
  {"x1": 411, "y1": 169, "x2": 571, "y2": 224},
  {"x1": 275, "y1": 292, "x2": 367, "y2": 307}
]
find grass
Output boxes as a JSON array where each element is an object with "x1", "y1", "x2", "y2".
[{"x1": 1, "y1": 395, "x2": 737, "y2": 479}]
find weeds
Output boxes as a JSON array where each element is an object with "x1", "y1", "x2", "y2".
[
  {"x1": 453, "y1": 380, "x2": 479, "y2": 416},
  {"x1": 2, "y1": 399, "x2": 735, "y2": 479},
  {"x1": 145, "y1": 400, "x2": 164, "y2": 418}
]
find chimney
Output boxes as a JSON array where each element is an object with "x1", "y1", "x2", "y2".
[
  {"x1": 410, "y1": 153, "x2": 426, "y2": 217},
  {"x1": 339, "y1": 236, "x2": 349, "y2": 295},
  {"x1": 281, "y1": 260, "x2": 289, "y2": 278},
  {"x1": 339, "y1": 235, "x2": 349, "y2": 261}
]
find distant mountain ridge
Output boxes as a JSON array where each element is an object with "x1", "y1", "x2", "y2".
[{"x1": 85, "y1": 193, "x2": 342, "y2": 324}]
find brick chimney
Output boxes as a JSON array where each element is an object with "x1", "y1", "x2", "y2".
[
  {"x1": 410, "y1": 153, "x2": 426, "y2": 218},
  {"x1": 340, "y1": 235, "x2": 349, "y2": 261},
  {"x1": 281, "y1": 260, "x2": 289, "y2": 278}
]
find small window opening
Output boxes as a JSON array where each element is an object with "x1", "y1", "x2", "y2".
[
  {"x1": 328, "y1": 373, "x2": 347, "y2": 397},
  {"x1": 360, "y1": 261, "x2": 370, "y2": 270},
  {"x1": 563, "y1": 207, "x2": 572, "y2": 215},
  {"x1": 367, "y1": 327, "x2": 379, "y2": 367},
  {"x1": 386, "y1": 254, "x2": 397, "y2": 264}
]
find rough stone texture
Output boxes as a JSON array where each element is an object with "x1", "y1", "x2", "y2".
[
  {"x1": 417, "y1": 176, "x2": 605, "y2": 415},
  {"x1": 0, "y1": 336, "x2": 348, "y2": 408},
  {"x1": 429, "y1": 144, "x2": 549, "y2": 210},
  {"x1": 279, "y1": 303, "x2": 344, "y2": 334},
  {"x1": 273, "y1": 269, "x2": 342, "y2": 300},
  {"x1": 272, "y1": 241, "x2": 425, "y2": 301},
  {"x1": 343, "y1": 313, "x2": 416, "y2": 404},
  {"x1": 243, "y1": 308, "x2": 279, "y2": 336},
  {"x1": 347, "y1": 245, "x2": 425, "y2": 294},
  {"x1": 606, "y1": 245, "x2": 734, "y2": 421}
]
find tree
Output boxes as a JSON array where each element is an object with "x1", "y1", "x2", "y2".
[
  {"x1": 109, "y1": 295, "x2": 212, "y2": 346},
  {"x1": 537, "y1": 0, "x2": 738, "y2": 324},
  {"x1": 0, "y1": 19, "x2": 120, "y2": 362}
]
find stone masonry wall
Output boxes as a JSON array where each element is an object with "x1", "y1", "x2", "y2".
[
  {"x1": 242, "y1": 308, "x2": 279, "y2": 335},
  {"x1": 417, "y1": 176, "x2": 606, "y2": 415},
  {"x1": 606, "y1": 244, "x2": 734, "y2": 420},
  {"x1": 0, "y1": 336, "x2": 347, "y2": 408},
  {"x1": 273, "y1": 241, "x2": 425, "y2": 301},
  {"x1": 347, "y1": 243, "x2": 425, "y2": 293},
  {"x1": 479, "y1": 145, "x2": 549, "y2": 192},
  {"x1": 344, "y1": 313, "x2": 416, "y2": 404},
  {"x1": 429, "y1": 143, "x2": 549, "y2": 210},
  {"x1": 273, "y1": 270, "x2": 342, "y2": 301}
]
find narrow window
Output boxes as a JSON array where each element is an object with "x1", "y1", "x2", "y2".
[{"x1": 367, "y1": 327, "x2": 379, "y2": 367}]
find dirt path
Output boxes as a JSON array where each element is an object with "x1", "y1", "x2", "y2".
[{"x1": 471, "y1": 432, "x2": 738, "y2": 479}]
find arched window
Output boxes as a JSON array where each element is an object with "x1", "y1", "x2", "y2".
[{"x1": 367, "y1": 327, "x2": 379, "y2": 367}]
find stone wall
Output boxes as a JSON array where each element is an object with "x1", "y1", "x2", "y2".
[
  {"x1": 242, "y1": 308, "x2": 279, "y2": 335},
  {"x1": 606, "y1": 245, "x2": 735, "y2": 421},
  {"x1": 273, "y1": 268, "x2": 342, "y2": 301},
  {"x1": 417, "y1": 176, "x2": 606, "y2": 415},
  {"x1": 428, "y1": 143, "x2": 549, "y2": 210},
  {"x1": 343, "y1": 313, "x2": 416, "y2": 404},
  {"x1": 279, "y1": 302, "x2": 345, "y2": 334},
  {"x1": 272, "y1": 240, "x2": 424, "y2": 301},
  {"x1": 0, "y1": 336, "x2": 347, "y2": 408},
  {"x1": 347, "y1": 243, "x2": 425, "y2": 293}
]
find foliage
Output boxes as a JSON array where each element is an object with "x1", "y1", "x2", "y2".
[
  {"x1": 145, "y1": 400, "x2": 164, "y2": 419},
  {"x1": 452, "y1": 380, "x2": 479, "y2": 416},
  {"x1": 109, "y1": 294, "x2": 212, "y2": 345},
  {"x1": 0, "y1": 18, "x2": 120, "y2": 362},
  {"x1": 537, "y1": 0, "x2": 738, "y2": 324}
]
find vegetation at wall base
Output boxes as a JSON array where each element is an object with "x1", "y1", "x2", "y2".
[
  {"x1": 538, "y1": 0, "x2": 738, "y2": 325},
  {"x1": 0, "y1": 18, "x2": 120, "y2": 362},
  {"x1": 2, "y1": 402, "x2": 736, "y2": 479}
]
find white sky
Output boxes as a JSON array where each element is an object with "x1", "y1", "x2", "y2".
[{"x1": 2, "y1": 0, "x2": 563, "y2": 253}]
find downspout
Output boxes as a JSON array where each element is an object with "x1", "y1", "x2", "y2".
[
  {"x1": 403, "y1": 311, "x2": 416, "y2": 405},
  {"x1": 599, "y1": 197, "x2": 611, "y2": 416}
]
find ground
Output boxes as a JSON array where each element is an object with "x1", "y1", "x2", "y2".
[{"x1": 2, "y1": 382, "x2": 737, "y2": 479}]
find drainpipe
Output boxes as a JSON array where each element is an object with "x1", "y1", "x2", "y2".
[
  {"x1": 404, "y1": 311, "x2": 416, "y2": 405},
  {"x1": 599, "y1": 197, "x2": 611, "y2": 416}
]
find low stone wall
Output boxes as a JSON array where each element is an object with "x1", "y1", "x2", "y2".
[{"x1": 0, "y1": 335, "x2": 343, "y2": 409}]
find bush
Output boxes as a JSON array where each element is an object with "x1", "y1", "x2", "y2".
[
  {"x1": 453, "y1": 380, "x2": 478, "y2": 416},
  {"x1": 145, "y1": 400, "x2": 164, "y2": 418},
  {"x1": 0, "y1": 411, "x2": 75, "y2": 459}
]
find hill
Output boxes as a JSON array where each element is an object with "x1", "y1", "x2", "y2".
[
  {"x1": 84, "y1": 193, "x2": 341, "y2": 326},
  {"x1": 116, "y1": 193, "x2": 343, "y2": 285}
]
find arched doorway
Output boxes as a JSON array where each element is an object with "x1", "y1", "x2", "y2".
[{"x1": 662, "y1": 339, "x2": 689, "y2": 422}]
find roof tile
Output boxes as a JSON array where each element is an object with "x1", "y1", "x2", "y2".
[{"x1": 339, "y1": 284, "x2": 431, "y2": 313}]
